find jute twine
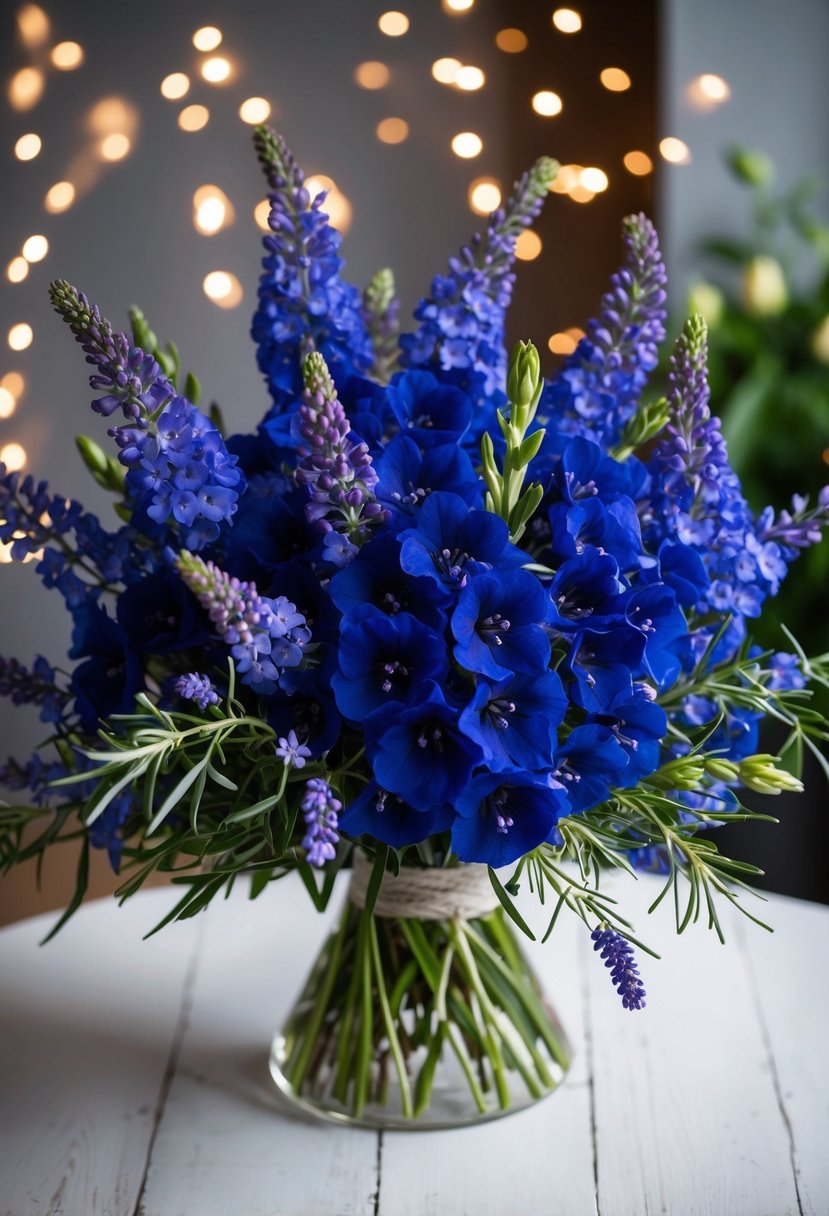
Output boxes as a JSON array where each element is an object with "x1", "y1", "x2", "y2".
[{"x1": 348, "y1": 849, "x2": 499, "y2": 921}]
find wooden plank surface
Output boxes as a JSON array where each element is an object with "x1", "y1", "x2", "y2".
[{"x1": 1, "y1": 872, "x2": 827, "y2": 1216}]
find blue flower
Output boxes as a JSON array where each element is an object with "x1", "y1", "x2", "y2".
[
  {"x1": 547, "y1": 547, "x2": 625, "y2": 633},
  {"x1": 566, "y1": 626, "x2": 646, "y2": 713},
  {"x1": 366, "y1": 684, "x2": 483, "y2": 811},
  {"x1": 589, "y1": 688, "x2": 667, "y2": 787},
  {"x1": 116, "y1": 568, "x2": 207, "y2": 655},
  {"x1": 332, "y1": 606, "x2": 448, "y2": 720},
  {"x1": 451, "y1": 569, "x2": 549, "y2": 680},
  {"x1": 458, "y1": 670, "x2": 567, "y2": 772},
  {"x1": 641, "y1": 538, "x2": 709, "y2": 609},
  {"x1": 267, "y1": 667, "x2": 342, "y2": 758},
  {"x1": 70, "y1": 603, "x2": 144, "y2": 729},
  {"x1": 340, "y1": 783, "x2": 452, "y2": 848},
  {"x1": 551, "y1": 724, "x2": 629, "y2": 814},
  {"x1": 374, "y1": 435, "x2": 483, "y2": 524},
  {"x1": 621, "y1": 584, "x2": 688, "y2": 689},
  {"x1": 175, "y1": 672, "x2": 220, "y2": 711},
  {"x1": 386, "y1": 370, "x2": 473, "y2": 448},
  {"x1": 546, "y1": 496, "x2": 642, "y2": 574},
  {"x1": 452, "y1": 772, "x2": 570, "y2": 867},
  {"x1": 399, "y1": 491, "x2": 524, "y2": 592},
  {"x1": 329, "y1": 534, "x2": 450, "y2": 630}
]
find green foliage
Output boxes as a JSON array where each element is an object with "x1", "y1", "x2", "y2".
[{"x1": 480, "y1": 340, "x2": 546, "y2": 541}]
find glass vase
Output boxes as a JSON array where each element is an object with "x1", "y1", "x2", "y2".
[{"x1": 269, "y1": 856, "x2": 571, "y2": 1130}]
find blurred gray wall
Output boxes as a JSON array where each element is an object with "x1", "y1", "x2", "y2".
[{"x1": 660, "y1": 0, "x2": 829, "y2": 309}]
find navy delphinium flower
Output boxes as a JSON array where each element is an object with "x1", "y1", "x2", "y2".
[
  {"x1": 69, "y1": 603, "x2": 144, "y2": 730},
  {"x1": 328, "y1": 533, "x2": 451, "y2": 630},
  {"x1": 340, "y1": 783, "x2": 452, "y2": 848},
  {"x1": 174, "y1": 672, "x2": 220, "y2": 711},
  {"x1": 386, "y1": 370, "x2": 473, "y2": 448},
  {"x1": 251, "y1": 127, "x2": 372, "y2": 415},
  {"x1": 399, "y1": 491, "x2": 524, "y2": 592},
  {"x1": 546, "y1": 496, "x2": 643, "y2": 575},
  {"x1": 268, "y1": 667, "x2": 342, "y2": 759},
  {"x1": 589, "y1": 687, "x2": 667, "y2": 787},
  {"x1": 621, "y1": 583, "x2": 688, "y2": 690},
  {"x1": 551, "y1": 724, "x2": 629, "y2": 814},
  {"x1": 452, "y1": 772, "x2": 570, "y2": 867},
  {"x1": 541, "y1": 214, "x2": 667, "y2": 447},
  {"x1": 116, "y1": 568, "x2": 207, "y2": 655},
  {"x1": 566, "y1": 626, "x2": 646, "y2": 713},
  {"x1": 374, "y1": 435, "x2": 483, "y2": 524},
  {"x1": 591, "y1": 927, "x2": 646, "y2": 1010},
  {"x1": 365, "y1": 684, "x2": 483, "y2": 811},
  {"x1": 332, "y1": 606, "x2": 448, "y2": 720},
  {"x1": 301, "y1": 778, "x2": 341, "y2": 867},
  {"x1": 458, "y1": 669, "x2": 567, "y2": 773},
  {"x1": 547, "y1": 547, "x2": 625, "y2": 633},
  {"x1": 451, "y1": 568, "x2": 550, "y2": 680},
  {"x1": 49, "y1": 281, "x2": 245, "y2": 550}
]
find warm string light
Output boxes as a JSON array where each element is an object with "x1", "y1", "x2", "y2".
[
  {"x1": 99, "y1": 133, "x2": 131, "y2": 161},
  {"x1": 376, "y1": 117, "x2": 409, "y2": 144},
  {"x1": 600, "y1": 67, "x2": 631, "y2": 92},
  {"x1": 548, "y1": 327, "x2": 585, "y2": 355},
  {"x1": 21, "y1": 235, "x2": 48, "y2": 263},
  {"x1": 161, "y1": 73, "x2": 190, "y2": 100},
  {"x1": 14, "y1": 133, "x2": 42, "y2": 161},
  {"x1": 431, "y1": 57, "x2": 461, "y2": 83},
  {"x1": 0, "y1": 443, "x2": 27, "y2": 473},
  {"x1": 579, "y1": 167, "x2": 608, "y2": 193},
  {"x1": 442, "y1": 0, "x2": 474, "y2": 11},
  {"x1": 44, "y1": 181, "x2": 76, "y2": 212},
  {"x1": 687, "y1": 73, "x2": 731, "y2": 109},
  {"x1": 455, "y1": 65, "x2": 485, "y2": 91},
  {"x1": 192, "y1": 185, "x2": 234, "y2": 235},
  {"x1": 552, "y1": 8, "x2": 582, "y2": 33},
  {"x1": 355, "y1": 62, "x2": 391, "y2": 89},
  {"x1": 378, "y1": 10, "x2": 409, "y2": 36},
  {"x1": 451, "y1": 132, "x2": 483, "y2": 159},
  {"x1": 193, "y1": 26, "x2": 223, "y2": 52},
  {"x1": 0, "y1": 388, "x2": 16, "y2": 420},
  {"x1": 468, "y1": 178, "x2": 501, "y2": 215},
  {"x1": 239, "y1": 96, "x2": 272, "y2": 123},
  {"x1": 531, "y1": 91, "x2": 562, "y2": 117},
  {"x1": 8, "y1": 323, "x2": 33, "y2": 351},
  {"x1": 1, "y1": 372, "x2": 25, "y2": 401},
  {"x1": 50, "y1": 41, "x2": 84, "y2": 70},
  {"x1": 17, "y1": 4, "x2": 50, "y2": 48},
  {"x1": 179, "y1": 104, "x2": 210, "y2": 132},
  {"x1": 7, "y1": 258, "x2": 29, "y2": 284},
  {"x1": 514, "y1": 230, "x2": 542, "y2": 261},
  {"x1": 254, "y1": 199, "x2": 271, "y2": 230},
  {"x1": 660, "y1": 136, "x2": 691, "y2": 164},
  {"x1": 203, "y1": 271, "x2": 243, "y2": 308},
  {"x1": 8, "y1": 67, "x2": 44, "y2": 110},
  {"x1": 623, "y1": 150, "x2": 653, "y2": 176},
  {"x1": 201, "y1": 57, "x2": 232, "y2": 84},
  {"x1": 495, "y1": 28, "x2": 527, "y2": 53}
]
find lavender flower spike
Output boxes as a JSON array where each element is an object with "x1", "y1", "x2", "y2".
[
  {"x1": 757, "y1": 487, "x2": 829, "y2": 552},
  {"x1": 591, "y1": 927, "x2": 646, "y2": 1011},
  {"x1": 174, "y1": 672, "x2": 220, "y2": 711},
  {"x1": 49, "y1": 280, "x2": 245, "y2": 551},
  {"x1": 543, "y1": 213, "x2": 667, "y2": 446},
  {"x1": 175, "y1": 552, "x2": 309, "y2": 695},
  {"x1": 301, "y1": 778, "x2": 341, "y2": 866},
  {"x1": 296, "y1": 350, "x2": 388, "y2": 544}
]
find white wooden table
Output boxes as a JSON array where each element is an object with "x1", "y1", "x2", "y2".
[{"x1": 1, "y1": 873, "x2": 827, "y2": 1216}]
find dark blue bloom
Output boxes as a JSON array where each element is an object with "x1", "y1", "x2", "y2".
[
  {"x1": 332, "y1": 606, "x2": 448, "y2": 720},
  {"x1": 459, "y1": 670, "x2": 567, "y2": 773},
  {"x1": 399, "y1": 492, "x2": 524, "y2": 592},
  {"x1": 452, "y1": 772, "x2": 570, "y2": 867},
  {"x1": 551, "y1": 724, "x2": 629, "y2": 814},
  {"x1": 116, "y1": 568, "x2": 207, "y2": 655},
  {"x1": 366, "y1": 684, "x2": 483, "y2": 811},
  {"x1": 621, "y1": 584, "x2": 688, "y2": 689},
  {"x1": 329, "y1": 534, "x2": 450, "y2": 630},
  {"x1": 589, "y1": 688, "x2": 667, "y2": 787},
  {"x1": 374, "y1": 435, "x2": 483, "y2": 524},
  {"x1": 547, "y1": 548, "x2": 625, "y2": 633},
  {"x1": 451, "y1": 569, "x2": 549, "y2": 680},
  {"x1": 340, "y1": 783, "x2": 452, "y2": 848},
  {"x1": 546, "y1": 497, "x2": 642, "y2": 574},
  {"x1": 591, "y1": 927, "x2": 646, "y2": 1010},
  {"x1": 386, "y1": 370, "x2": 473, "y2": 448},
  {"x1": 566, "y1": 627, "x2": 646, "y2": 713},
  {"x1": 70, "y1": 603, "x2": 144, "y2": 729},
  {"x1": 640, "y1": 538, "x2": 710, "y2": 609},
  {"x1": 268, "y1": 668, "x2": 342, "y2": 758}
]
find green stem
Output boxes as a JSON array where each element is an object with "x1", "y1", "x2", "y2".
[
  {"x1": 286, "y1": 900, "x2": 350, "y2": 1092},
  {"x1": 369, "y1": 916, "x2": 414, "y2": 1118},
  {"x1": 451, "y1": 921, "x2": 511, "y2": 1110},
  {"x1": 354, "y1": 913, "x2": 374, "y2": 1118}
]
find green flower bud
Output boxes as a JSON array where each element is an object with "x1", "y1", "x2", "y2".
[
  {"x1": 704, "y1": 758, "x2": 741, "y2": 784},
  {"x1": 738, "y1": 755, "x2": 804, "y2": 796},
  {"x1": 507, "y1": 340, "x2": 541, "y2": 411},
  {"x1": 649, "y1": 755, "x2": 706, "y2": 791},
  {"x1": 726, "y1": 147, "x2": 775, "y2": 187},
  {"x1": 742, "y1": 255, "x2": 787, "y2": 317}
]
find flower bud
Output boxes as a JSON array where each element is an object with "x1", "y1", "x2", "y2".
[
  {"x1": 687, "y1": 280, "x2": 724, "y2": 329},
  {"x1": 726, "y1": 147, "x2": 774, "y2": 188},
  {"x1": 742, "y1": 256, "x2": 787, "y2": 317},
  {"x1": 649, "y1": 755, "x2": 706, "y2": 791},
  {"x1": 507, "y1": 340, "x2": 541, "y2": 411},
  {"x1": 704, "y1": 757, "x2": 740, "y2": 784},
  {"x1": 738, "y1": 754, "x2": 804, "y2": 795}
]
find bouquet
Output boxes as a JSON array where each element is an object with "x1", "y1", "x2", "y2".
[{"x1": 2, "y1": 126, "x2": 829, "y2": 1130}]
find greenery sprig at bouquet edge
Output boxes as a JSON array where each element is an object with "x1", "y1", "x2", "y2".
[{"x1": 2, "y1": 126, "x2": 828, "y2": 1012}]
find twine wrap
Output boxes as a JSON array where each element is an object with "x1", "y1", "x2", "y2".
[{"x1": 348, "y1": 850, "x2": 500, "y2": 921}]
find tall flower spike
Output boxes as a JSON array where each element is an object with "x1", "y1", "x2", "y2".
[
  {"x1": 542, "y1": 213, "x2": 667, "y2": 447},
  {"x1": 300, "y1": 778, "x2": 341, "y2": 867},
  {"x1": 400, "y1": 157, "x2": 559, "y2": 410},
  {"x1": 591, "y1": 927, "x2": 646, "y2": 1011},
  {"x1": 296, "y1": 350, "x2": 388, "y2": 547},
  {"x1": 362, "y1": 267, "x2": 400, "y2": 384},
  {"x1": 251, "y1": 126, "x2": 372, "y2": 415},
  {"x1": 50, "y1": 281, "x2": 245, "y2": 551},
  {"x1": 175, "y1": 552, "x2": 309, "y2": 695}
]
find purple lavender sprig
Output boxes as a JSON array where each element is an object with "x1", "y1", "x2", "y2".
[
  {"x1": 756, "y1": 488, "x2": 829, "y2": 551},
  {"x1": 0, "y1": 654, "x2": 69, "y2": 724},
  {"x1": 49, "y1": 280, "x2": 245, "y2": 550},
  {"x1": 300, "y1": 778, "x2": 341, "y2": 866},
  {"x1": 174, "y1": 672, "x2": 220, "y2": 711},
  {"x1": 400, "y1": 156, "x2": 558, "y2": 408},
  {"x1": 591, "y1": 927, "x2": 646, "y2": 1011},
  {"x1": 296, "y1": 350, "x2": 388, "y2": 545},
  {"x1": 543, "y1": 213, "x2": 667, "y2": 447},
  {"x1": 251, "y1": 126, "x2": 372, "y2": 413},
  {"x1": 174, "y1": 552, "x2": 309, "y2": 695}
]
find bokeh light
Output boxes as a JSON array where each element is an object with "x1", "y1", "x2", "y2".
[
  {"x1": 0, "y1": 388, "x2": 16, "y2": 420},
  {"x1": 160, "y1": 73, "x2": 190, "y2": 100},
  {"x1": 179, "y1": 104, "x2": 210, "y2": 132},
  {"x1": 6, "y1": 258, "x2": 29, "y2": 284},
  {"x1": 687, "y1": 73, "x2": 731, "y2": 109},
  {"x1": 455, "y1": 65, "x2": 485, "y2": 91},
  {"x1": 549, "y1": 164, "x2": 583, "y2": 194},
  {"x1": 431, "y1": 58, "x2": 461, "y2": 84},
  {"x1": 306, "y1": 175, "x2": 354, "y2": 233},
  {"x1": 44, "y1": 181, "x2": 76, "y2": 212},
  {"x1": 0, "y1": 443, "x2": 27, "y2": 473},
  {"x1": 8, "y1": 67, "x2": 44, "y2": 110},
  {"x1": 193, "y1": 185, "x2": 234, "y2": 235},
  {"x1": 659, "y1": 136, "x2": 691, "y2": 164},
  {"x1": 254, "y1": 199, "x2": 271, "y2": 230},
  {"x1": 50, "y1": 41, "x2": 84, "y2": 70},
  {"x1": 548, "y1": 327, "x2": 584, "y2": 355},
  {"x1": 552, "y1": 8, "x2": 582, "y2": 33},
  {"x1": 532, "y1": 90, "x2": 562, "y2": 117},
  {"x1": 21, "y1": 235, "x2": 48, "y2": 263},
  {"x1": 378, "y1": 11, "x2": 409, "y2": 36},
  {"x1": 443, "y1": 0, "x2": 474, "y2": 11},
  {"x1": 376, "y1": 117, "x2": 409, "y2": 144},
  {"x1": 203, "y1": 271, "x2": 243, "y2": 308},
  {"x1": 495, "y1": 28, "x2": 528, "y2": 53},
  {"x1": 8, "y1": 323, "x2": 33, "y2": 352},
  {"x1": 239, "y1": 96, "x2": 272, "y2": 123},
  {"x1": 193, "y1": 26, "x2": 222, "y2": 52},
  {"x1": 355, "y1": 62, "x2": 391, "y2": 89},
  {"x1": 468, "y1": 178, "x2": 502, "y2": 215},
  {"x1": 568, "y1": 184, "x2": 595, "y2": 204},
  {"x1": 88, "y1": 96, "x2": 139, "y2": 138},
  {"x1": 451, "y1": 132, "x2": 483, "y2": 159},
  {"x1": 580, "y1": 167, "x2": 608, "y2": 192},
  {"x1": 201, "y1": 57, "x2": 232, "y2": 84},
  {"x1": 600, "y1": 67, "x2": 631, "y2": 91},
  {"x1": 0, "y1": 373, "x2": 25, "y2": 401},
  {"x1": 17, "y1": 4, "x2": 50, "y2": 48},
  {"x1": 515, "y1": 230, "x2": 542, "y2": 261},
  {"x1": 14, "y1": 133, "x2": 42, "y2": 161},
  {"x1": 99, "y1": 133, "x2": 131, "y2": 161},
  {"x1": 623, "y1": 150, "x2": 653, "y2": 176}
]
